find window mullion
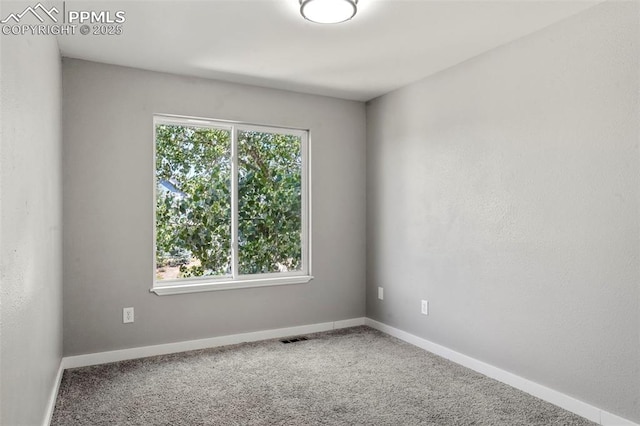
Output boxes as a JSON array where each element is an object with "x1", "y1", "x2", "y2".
[{"x1": 230, "y1": 126, "x2": 239, "y2": 279}]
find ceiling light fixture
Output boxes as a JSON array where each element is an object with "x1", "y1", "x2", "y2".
[{"x1": 299, "y1": 0, "x2": 358, "y2": 24}]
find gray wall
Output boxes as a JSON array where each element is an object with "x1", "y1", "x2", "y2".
[
  {"x1": 366, "y1": 1, "x2": 639, "y2": 422},
  {"x1": 62, "y1": 59, "x2": 366, "y2": 356},
  {"x1": 0, "y1": 34, "x2": 63, "y2": 425}
]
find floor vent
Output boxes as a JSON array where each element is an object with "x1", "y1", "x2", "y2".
[{"x1": 281, "y1": 336, "x2": 308, "y2": 344}]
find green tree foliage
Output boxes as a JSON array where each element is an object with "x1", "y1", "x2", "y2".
[
  {"x1": 155, "y1": 124, "x2": 302, "y2": 280},
  {"x1": 238, "y1": 130, "x2": 302, "y2": 274}
]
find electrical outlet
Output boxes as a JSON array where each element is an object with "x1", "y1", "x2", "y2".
[
  {"x1": 421, "y1": 300, "x2": 429, "y2": 316},
  {"x1": 378, "y1": 287, "x2": 384, "y2": 300},
  {"x1": 123, "y1": 307, "x2": 134, "y2": 323}
]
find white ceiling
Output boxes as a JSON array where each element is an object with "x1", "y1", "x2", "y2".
[{"x1": 56, "y1": 0, "x2": 601, "y2": 101}]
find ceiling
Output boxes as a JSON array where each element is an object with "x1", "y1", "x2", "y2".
[{"x1": 56, "y1": 0, "x2": 601, "y2": 101}]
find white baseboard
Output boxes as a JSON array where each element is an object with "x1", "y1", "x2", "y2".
[
  {"x1": 43, "y1": 360, "x2": 64, "y2": 426},
  {"x1": 62, "y1": 317, "x2": 366, "y2": 369},
  {"x1": 364, "y1": 318, "x2": 638, "y2": 426}
]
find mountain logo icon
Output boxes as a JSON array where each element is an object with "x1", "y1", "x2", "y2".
[{"x1": 1, "y1": 3, "x2": 59, "y2": 24}]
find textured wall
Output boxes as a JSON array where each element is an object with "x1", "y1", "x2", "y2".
[
  {"x1": 62, "y1": 59, "x2": 366, "y2": 356},
  {"x1": 0, "y1": 33, "x2": 63, "y2": 425},
  {"x1": 366, "y1": 1, "x2": 639, "y2": 422}
]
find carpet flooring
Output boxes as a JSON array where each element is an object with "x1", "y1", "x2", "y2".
[{"x1": 51, "y1": 326, "x2": 596, "y2": 425}]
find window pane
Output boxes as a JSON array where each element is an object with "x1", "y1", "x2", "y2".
[
  {"x1": 155, "y1": 124, "x2": 231, "y2": 280},
  {"x1": 237, "y1": 131, "x2": 302, "y2": 274}
]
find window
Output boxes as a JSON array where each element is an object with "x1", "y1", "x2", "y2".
[{"x1": 152, "y1": 115, "x2": 311, "y2": 295}]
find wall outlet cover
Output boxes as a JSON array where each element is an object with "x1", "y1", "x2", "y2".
[
  {"x1": 123, "y1": 307, "x2": 134, "y2": 323},
  {"x1": 421, "y1": 300, "x2": 429, "y2": 315}
]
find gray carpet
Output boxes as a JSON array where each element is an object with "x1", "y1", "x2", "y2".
[{"x1": 52, "y1": 326, "x2": 595, "y2": 425}]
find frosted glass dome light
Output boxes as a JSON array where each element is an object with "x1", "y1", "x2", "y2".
[{"x1": 300, "y1": 0, "x2": 358, "y2": 24}]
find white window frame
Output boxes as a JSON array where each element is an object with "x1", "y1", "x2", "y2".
[{"x1": 151, "y1": 114, "x2": 312, "y2": 295}]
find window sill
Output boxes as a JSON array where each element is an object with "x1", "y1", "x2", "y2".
[{"x1": 151, "y1": 275, "x2": 314, "y2": 296}]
